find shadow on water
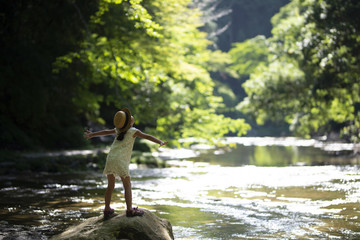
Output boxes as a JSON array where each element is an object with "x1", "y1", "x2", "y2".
[
  {"x1": 0, "y1": 172, "x2": 104, "y2": 239},
  {"x1": 1, "y1": 138, "x2": 360, "y2": 239}
]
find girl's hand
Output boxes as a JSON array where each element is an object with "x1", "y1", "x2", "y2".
[
  {"x1": 159, "y1": 141, "x2": 168, "y2": 148},
  {"x1": 83, "y1": 130, "x2": 93, "y2": 140}
]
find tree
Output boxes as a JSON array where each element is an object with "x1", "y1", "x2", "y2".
[
  {"x1": 192, "y1": 0, "x2": 290, "y2": 132},
  {"x1": 1, "y1": 0, "x2": 250, "y2": 150},
  {"x1": 53, "y1": 0, "x2": 251, "y2": 147},
  {"x1": 233, "y1": 0, "x2": 360, "y2": 141}
]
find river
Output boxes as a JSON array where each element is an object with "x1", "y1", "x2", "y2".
[{"x1": 1, "y1": 137, "x2": 360, "y2": 239}]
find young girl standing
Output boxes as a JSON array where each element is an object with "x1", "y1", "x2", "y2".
[{"x1": 83, "y1": 107, "x2": 167, "y2": 218}]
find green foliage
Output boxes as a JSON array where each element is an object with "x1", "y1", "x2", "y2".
[
  {"x1": 80, "y1": 0, "x2": 251, "y2": 145},
  {"x1": 232, "y1": 0, "x2": 360, "y2": 142},
  {"x1": 1, "y1": 0, "x2": 250, "y2": 150},
  {"x1": 229, "y1": 35, "x2": 270, "y2": 78},
  {"x1": 194, "y1": 0, "x2": 290, "y2": 121}
]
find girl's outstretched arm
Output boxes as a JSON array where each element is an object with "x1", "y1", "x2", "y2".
[
  {"x1": 84, "y1": 129, "x2": 116, "y2": 140},
  {"x1": 134, "y1": 130, "x2": 168, "y2": 147}
]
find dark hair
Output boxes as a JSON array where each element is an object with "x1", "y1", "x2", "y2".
[{"x1": 116, "y1": 131, "x2": 127, "y2": 141}]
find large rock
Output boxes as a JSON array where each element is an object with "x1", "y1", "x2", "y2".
[{"x1": 51, "y1": 209, "x2": 174, "y2": 240}]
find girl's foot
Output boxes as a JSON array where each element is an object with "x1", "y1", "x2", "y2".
[
  {"x1": 126, "y1": 207, "x2": 144, "y2": 217},
  {"x1": 104, "y1": 208, "x2": 115, "y2": 219}
]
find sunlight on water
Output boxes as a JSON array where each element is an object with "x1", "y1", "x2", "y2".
[
  {"x1": 129, "y1": 158, "x2": 360, "y2": 239},
  {"x1": 224, "y1": 137, "x2": 360, "y2": 152},
  {"x1": 1, "y1": 139, "x2": 359, "y2": 239}
]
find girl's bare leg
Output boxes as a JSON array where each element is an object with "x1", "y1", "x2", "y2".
[
  {"x1": 105, "y1": 174, "x2": 115, "y2": 211},
  {"x1": 121, "y1": 176, "x2": 132, "y2": 211}
]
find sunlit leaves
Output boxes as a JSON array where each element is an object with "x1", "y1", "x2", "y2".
[
  {"x1": 163, "y1": 107, "x2": 250, "y2": 146},
  {"x1": 239, "y1": 60, "x2": 305, "y2": 125},
  {"x1": 125, "y1": 0, "x2": 162, "y2": 38},
  {"x1": 229, "y1": 35, "x2": 270, "y2": 77},
  {"x1": 52, "y1": 0, "x2": 250, "y2": 146},
  {"x1": 232, "y1": 0, "x2": 360, "y2": 142}
]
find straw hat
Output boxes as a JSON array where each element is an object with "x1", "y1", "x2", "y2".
[{"x1": 113, "y1": 107, "x2": 132, "y2": 132}]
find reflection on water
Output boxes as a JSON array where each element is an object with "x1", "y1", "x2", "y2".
[
  {"x1": 133, "y1": 164, "x2": 360, "y2": 239},
  {"x1": 1, "y1": 140, "x2": 360, "y2": 239},
  {"x1": 193, "y1": 144, "x2": 358, "y2": 166}
]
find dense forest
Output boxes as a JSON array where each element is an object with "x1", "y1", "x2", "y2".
[
  {"x1": 1, "y1": 0, "x2": 359, "y2": 151},
  {"x1": 230, "y1": 0, "x2": 360, "y2": 142}
]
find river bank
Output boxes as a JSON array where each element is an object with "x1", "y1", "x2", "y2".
[
  {"x1": 1, "y1": 137, "x2": 359, "y2": 174},
  {"x1": 0, "y1": 139, "x2": 166, "y2": 174}
]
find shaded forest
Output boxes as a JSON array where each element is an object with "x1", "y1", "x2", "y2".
[{"x1": 1, "y1": 0, "x2": 359, "y2": 151}]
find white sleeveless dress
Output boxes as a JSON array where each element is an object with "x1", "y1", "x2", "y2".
[{"x1": 103, "y1": 127, "x2": 138, "y2": 178}]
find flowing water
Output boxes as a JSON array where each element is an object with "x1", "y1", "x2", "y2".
[{"x1": 1, "y1": 137, "x2": 360, "y2": 239}]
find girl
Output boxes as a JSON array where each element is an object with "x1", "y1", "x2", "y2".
[{"x1": 83, "y1": 107, "x2": 168, "y2": 218}]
